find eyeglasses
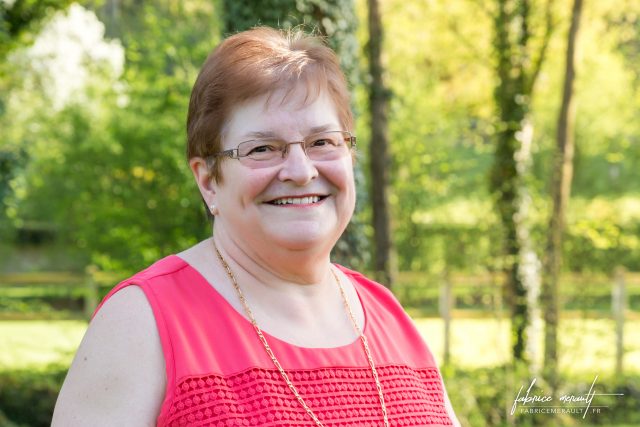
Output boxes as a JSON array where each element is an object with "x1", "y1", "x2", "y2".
[{"x1": 210, "y1": 130, "x2": 356, "y2": 168}]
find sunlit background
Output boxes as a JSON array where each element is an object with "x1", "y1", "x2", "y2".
[{"x1": 1, "y1": 1, "x2": 639, "y2": 426}]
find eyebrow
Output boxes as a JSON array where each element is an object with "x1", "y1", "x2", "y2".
[
  {"x1": 240, "y1": 124, "x2": 337, "y2": 140},
  {"x1": 240, "y1": 130, "x2": 277, "y2": 140},
  {"x1": 308, "y1": 124, "x2": 335, "y2": 134}
]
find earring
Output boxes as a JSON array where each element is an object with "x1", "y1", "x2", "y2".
[{"x1": 209, "y1": 204, "x2": 219, "y2": 215}]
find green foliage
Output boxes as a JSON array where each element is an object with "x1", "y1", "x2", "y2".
[
  {"x1": 0, "y1": 0, "x2": 70, "y2": 240},
  {"x1": 0, "y1": 365, "x2": 68, "y2": 427},
  {"x1": 0, "y1": 0, "x2": 73, "y2": 58},
  {"x1": 393, "y1": 197, "x2": 640, "y2": 276},
  {"x1": 2, "y1": 1, "x2": 222, "y2": 271},
  {"x1": 2, "y1": 0, "x2": 640, "y2": 275},
  {"x1": 354, "y1": 0, "x2": 640, "y2": 279},
  {"x1": 1, "y1": 1, "x2": 640, "y2": 425},
  {"x1": 445, "y1": 365, "x2": 640, "y2": 427},
  {"x1": 565, "y1": 200, "x2": 640, "y2": 273},
  {"x1": 222, "y1": 0, "x2": 360, "y2": 86}
]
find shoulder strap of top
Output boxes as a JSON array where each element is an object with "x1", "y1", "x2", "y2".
[
  {"x1": 93, "y1": 255, "x2": 186, "y2": 422},
  {"x1": 333, "y1": 263, "x2": 438, "y2": 368}
]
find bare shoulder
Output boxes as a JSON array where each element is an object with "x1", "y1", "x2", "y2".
[{"x1": 52, "y1": 285, "x2": 166, "y2": 427}]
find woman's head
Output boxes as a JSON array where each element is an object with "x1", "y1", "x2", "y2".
[
  {"x1": 207, "y1": 88, "x2": 356, "y2": 254},
  {"x1": 186, "y1": 27, "x2": 353, "y2": 183}
]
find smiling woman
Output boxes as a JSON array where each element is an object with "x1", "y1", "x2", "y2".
[
  {"x1": 205, "y1": 88, "x2": 356, "y2": 256},
  {"x1": 52, "y1": 27, "x2": 460, "y2": 427}
]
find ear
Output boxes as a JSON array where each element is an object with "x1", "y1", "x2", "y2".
[{"x1": 189, "y1": 157, "x2": 218, "y2": 213}]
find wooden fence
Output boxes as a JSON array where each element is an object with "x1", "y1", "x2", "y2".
[
  {"x1": 2, "y1": 268, "x2": 638, "y2": 316},
  {"x1": 1, "y1": 268, "x2": 638, "y2": 372},
  {"x1": 0, "y1": 268, "x2": 121, "y2": 319},
  {"x1": 393, "y1": 269, "x2": 639, "y2": 374}
]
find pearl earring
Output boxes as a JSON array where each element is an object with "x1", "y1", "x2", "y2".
[{"x1": 209, "y1": 204, "x2": 218, "y2": 215}]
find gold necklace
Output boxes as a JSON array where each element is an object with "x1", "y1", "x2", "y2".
[{"x1": 213, "y1": 242, "x2": 389, "y2": 427}]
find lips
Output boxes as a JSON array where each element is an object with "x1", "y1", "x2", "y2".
[{"x1": 266, "y1": 195, "x2": 329, "y2": 205}]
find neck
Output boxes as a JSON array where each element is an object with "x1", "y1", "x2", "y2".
[
  {"x1": 199, "y1": 231, "x2": 360, "y2": 348},
  {"x1": 208, "y1": 231, "x2": 343, "y2": 336},
  {"x1": 211, "y1": 226, "x2": 332, "y2": 286}
]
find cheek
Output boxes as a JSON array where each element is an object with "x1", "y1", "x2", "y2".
[
  {"x1": 322, "y1": 160, "x2": 355, "y2": 196},
  {"x1": 241, "y1": 169, "x2": 277, "y2": 201},
  {"x1": 218, "y1": 165, "x2": 274, "y2": 205}
]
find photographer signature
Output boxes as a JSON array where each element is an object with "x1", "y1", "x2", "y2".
[{"x1": 511, "y1": 375, "x2": 624, "y2": 418}]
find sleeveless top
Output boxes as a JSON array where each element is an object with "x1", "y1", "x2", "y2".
[{"x1": 96, "y1": 255, "x2": 453, "y2": 427}]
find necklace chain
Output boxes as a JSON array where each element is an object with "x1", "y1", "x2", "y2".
[{"x1": 213, "y1": 242, "x2": 389, "y2": 427}]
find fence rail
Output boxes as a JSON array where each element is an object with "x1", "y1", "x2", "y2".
[
  {"x1": 394, "y1": 270, "x2": 640, "y2": 313},
  {"x1": 0, "y1": 269, "x2": 121, "y2": 319},
  {"x1": 389, "y1": 269, "x2": 640, "y2": 373},
  {"x1": 1, "y1": 268, "x2": 638, "y2": 373},
  {"x1": 0, "y1": 270, "x2": 121, "y2": 287},
  {"x1": 1, "y1": 268, "x2": 638, "y2": 319}
]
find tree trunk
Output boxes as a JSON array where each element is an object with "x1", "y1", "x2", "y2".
[
  {"x1": 492, "y1": 0, "x2": 530, "y2": 364},
  {"x1": 491, "y1": 0, "x2": 552, "y2": 366},
  {"x1": 366, "y1": 0, "x2": 396, "y2": 288},
  {"x1": 102, "y1": 0, "x2": 121, "y2": 38},
  {"x1": 542, "y1": 0, "x2": 583, "y2": 390},
  {"x1": 515, "y1": 118, "x2": 543, "y2": 374}
]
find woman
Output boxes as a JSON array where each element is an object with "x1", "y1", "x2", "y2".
[{"x1": 53, "y1": 27, "x2": 460, "y2": 427}]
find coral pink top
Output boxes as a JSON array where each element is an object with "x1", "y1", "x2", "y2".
[{"x1": 96, "y1": 255, "x2": 453, "y2": 426}]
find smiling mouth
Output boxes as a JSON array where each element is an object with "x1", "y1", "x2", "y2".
[{"x1": 266, "y1": 195, "x2": 329, "y2": 206}]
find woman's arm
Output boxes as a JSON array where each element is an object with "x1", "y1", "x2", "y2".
[{"x1": 52, "y1": 286, "x2": 166, "y2": 427}]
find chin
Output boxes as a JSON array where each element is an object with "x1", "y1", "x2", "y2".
[{"x1": 267, "y1": 223, "x2": 339, "y2": 252}]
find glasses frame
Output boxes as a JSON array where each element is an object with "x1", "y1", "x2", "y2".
[{"x1": 210, "y1": 130, "x2": 356, "y2": 163}]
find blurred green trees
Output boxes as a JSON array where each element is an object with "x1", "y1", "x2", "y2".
[
  {"x1": 0, "y1": 0, "x2": 639, "y2": 277},
  {"x1": 1, "y1": 1, "x2": 220, "y2": 270},
  {"x1": 1, "y1": 2, "x2": 640, "y2": 425}
]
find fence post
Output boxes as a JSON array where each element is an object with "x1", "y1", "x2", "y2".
[
  {"x1": 439, "y1": 269, "x2": 452, "y2": 366},
  {"x1": 85, "y1": 265, "x2": 99, "y2": 320},
  {"x1": 490, "y1": 268, "x2": 503, "y2": 316},
  {"x1": 612, "y1": 266, "x2": 626, "y2": 376}
]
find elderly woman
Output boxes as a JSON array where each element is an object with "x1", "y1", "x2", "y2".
[{"x1": 53, "y1": 27, "x2": 459, "y2": 427}]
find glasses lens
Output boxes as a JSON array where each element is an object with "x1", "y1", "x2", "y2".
[
  {"x1": 236, "y1": 131, "x2": 353, "y2": 168},
  {"x1": 305, "y1": 131, "x2": 351, "y2": 161},
  {"x1": 238, "y1": 139, "x2": 284, "y2": 165}
]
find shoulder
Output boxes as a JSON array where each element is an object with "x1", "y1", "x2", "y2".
[
  {"x1": 335, "y1": 265, "x2": 440, "y2": 365},
  {"x1": 53, "y1": 285, "x2": 165, "y2": 426},
  {"x1": 333, "y1": 264, "x2": 410, "y2": 326},
  {"x1": 124, "y1": 254, "x2": 190, "y2": 285},
  {"x1": 333, "y1": 264, "x2": 399, "y2": 305},
  {"x1": 93, "y1": 255, "x2": 189, "y2": 316}
]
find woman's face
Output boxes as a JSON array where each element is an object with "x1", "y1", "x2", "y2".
[{"x1": 211, "y1": 87, "x2": 356, "y2": 254}]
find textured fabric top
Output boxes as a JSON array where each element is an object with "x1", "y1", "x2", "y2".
[{"x1": 96, "y1": 255, "x2": 453, "y2": 426}]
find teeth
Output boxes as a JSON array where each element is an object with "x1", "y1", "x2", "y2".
[{"x1": 272, "y1": 196, "x2": 321, "y2": 205}]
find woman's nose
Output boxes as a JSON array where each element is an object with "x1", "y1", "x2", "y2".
[{"x1": 277, "y1": 143, "x2": 318, "y2": 184}]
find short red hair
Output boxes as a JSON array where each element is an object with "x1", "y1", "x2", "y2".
[{"x1": 186, "y1": 27, "x2": 353, "y2": 183}]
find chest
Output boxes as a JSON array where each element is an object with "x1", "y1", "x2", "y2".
[{"x1": 162, "y1": 365, "x2": 452, "y2": 427}]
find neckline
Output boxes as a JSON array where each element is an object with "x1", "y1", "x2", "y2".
[{"x1": 169, "y1": 254, "x2": 370, "y2": 352}]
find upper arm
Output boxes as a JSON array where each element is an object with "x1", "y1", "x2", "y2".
[{"x1": 52, "y1": 286, "x2": 166, "y2": 427}]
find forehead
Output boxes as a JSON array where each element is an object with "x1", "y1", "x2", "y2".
[{"x1": 223, "y1": 86, "x2": 341, "y2": 145}]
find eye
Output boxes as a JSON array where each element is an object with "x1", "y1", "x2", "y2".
[
  {"x1": 247, "y1": 143, "x2": 279, "y2": 155},
  {"x1": 310, "y1": 137, "x2": 338, "y2": 147},
  {"x1": 250, "y1": 145, "x2": 272, "y2": 153}
]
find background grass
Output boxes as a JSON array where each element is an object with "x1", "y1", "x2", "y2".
[
  {"x1": 3, "y1": 317, "x2": 638, "y2": 374},
  {"x1": 0, "y1": 320, "x2": 85, "y2": 370},
  {"x1": 415, "y1": 318, "x2": 640, "y2": 375}
]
